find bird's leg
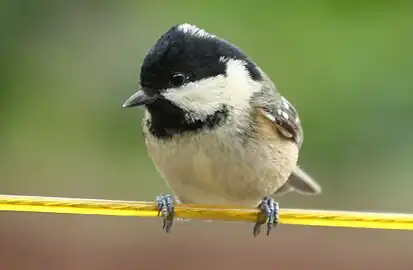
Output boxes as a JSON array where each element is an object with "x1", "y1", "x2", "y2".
[
  {"x1": 155, "y1": 193, "x2": 175, "y2": 233},
  {"x1": 253, "y1": 196, "x2": 279, "y2": 237}
]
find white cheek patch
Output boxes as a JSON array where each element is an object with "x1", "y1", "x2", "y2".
[{"x1": 162, "y1": 59, "x2": 261, "y2": 120}]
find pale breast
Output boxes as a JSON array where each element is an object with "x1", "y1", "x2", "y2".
[{"x1": 143, "y1": 123, "x2": 299, "y2": 207}]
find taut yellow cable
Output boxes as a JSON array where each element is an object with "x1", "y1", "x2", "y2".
[{"x1": 0, "y1": 194, "x2": 412, "y2": 231}]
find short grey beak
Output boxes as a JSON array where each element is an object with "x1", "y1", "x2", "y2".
[{"x1": 122, "y1": 90, "x2": 156, "y2": 108}]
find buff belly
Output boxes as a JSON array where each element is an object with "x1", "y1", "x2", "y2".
[{"x1": 144, "y1": 128, "x2": 298, "y2": 207}]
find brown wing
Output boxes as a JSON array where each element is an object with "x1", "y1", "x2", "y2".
[
  {"x1": 259, "y1": 95, "x2": 303, "y2": 148},
  {"x1": 256, "y1": 96, "x2": 321, "y2": 196}
]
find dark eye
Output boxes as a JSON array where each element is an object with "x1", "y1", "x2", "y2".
[{"x1": 170, "y1": 73, "x2": 186, "y2": 87}]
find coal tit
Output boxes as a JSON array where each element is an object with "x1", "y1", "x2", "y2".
[{"x1": 122, "y1": 23, "x2": 321, "y2": 236}]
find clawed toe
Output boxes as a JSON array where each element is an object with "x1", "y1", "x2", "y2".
[
  {"x1": 253, "y1": 197, "x2": 279, "y2": 237},
  {"x1": 155, "y1": 193, "x2": 175, "y2": 233}
]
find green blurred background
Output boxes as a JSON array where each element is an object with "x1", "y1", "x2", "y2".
[{"x1": 1, "y1": 1, "x2": 413, "y2": 269}]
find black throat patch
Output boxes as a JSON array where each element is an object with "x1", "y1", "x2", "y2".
[{"x1": 145, "y1": 99, "x2": 229, "y2": 139}]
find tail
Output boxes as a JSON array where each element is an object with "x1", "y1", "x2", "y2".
[{"x1": 273, "y1": 166, "x2": 322, "y2": 196}]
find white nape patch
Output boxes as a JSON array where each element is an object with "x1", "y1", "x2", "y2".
[
  {"x1": 177, "y1": 23, "x2": 215, "y2": 38},
  {"x1": 162, "y1": 59, "x2": 261, "y2": 121}
]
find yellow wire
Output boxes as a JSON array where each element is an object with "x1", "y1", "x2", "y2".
[{"x1": 0, "y1": 194, "x2": 412, "y2": 231}]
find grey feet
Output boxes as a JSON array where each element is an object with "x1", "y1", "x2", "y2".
[
  {"x1": 155, "y1": 193, "x2": 175, "y2": 233},
  {"x1": 155, "y1": 194, "x2": 279, "y2": 236},
  {"x1": 253, "y1": 197, "x2": 279, "y2": 237}
]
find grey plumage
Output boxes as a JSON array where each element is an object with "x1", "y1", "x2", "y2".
[
  {"x1": 250, "y1": 71, "x2": 321, "y2": 197},
  {"x1": 123, "y1": 24, "x2": 322, "y2": 234}
]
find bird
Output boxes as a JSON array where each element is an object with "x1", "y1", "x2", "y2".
[{"x1": 122, "y1": 23, "x2": 321, "y2": 236}]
